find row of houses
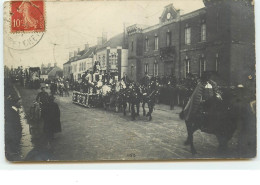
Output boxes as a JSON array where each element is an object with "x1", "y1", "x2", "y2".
[
  {"x1": 63, "y1": 32, "x2": 128, "y2": 81},
  {"x1": 63, "y1": 0, "x2": 255, "y2": 87}
]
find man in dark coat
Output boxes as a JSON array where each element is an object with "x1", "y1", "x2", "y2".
[
  {"x1": 36, "y1": 86, "x2": 49, "y2": 122},
  {"x1": 183, "y1": 72, "x2": 222, "y2": 122},
  {"x1": 44, "y1": 95, "x2": 61, "y2": 142},
  {"x1": 50, "y1": 81, "x2": 56, "y2": 95}
]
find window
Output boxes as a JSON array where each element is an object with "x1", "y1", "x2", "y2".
[
  {"x1": 154, "y1": 62, "x2": 158, "y2": 76},
  {"x1": 201, "y1": 23, "x2": 206, "y2": 42},
  {"x1": 185, "y1": 27, "x2": 191, "y2": 45},
  {"x1": 144, "y1": 63, "x2": 149, "y2": 74},
  {"x1": 166, "y1": 31, "x2": 172, "y2": 46},
  {"x1": 131, "y1": 41, "x2": 134, "y2": 52},
  {"x1": 185, "y1": 59, "x2": 190, "y2": 77},
  {"x1": 145, "y1": 38, "x2": 149, "y2": 51},
  {"x1": 131, "y1": 65, "x2": 134, "y2": 76},
  {"x1": 109, "y1": 53, "x2": 118, "y2": 66},
  {"x1": 199, "y1": 57, "x2": 206, "y2": 77},
  {"x1": 215, "y1": 54, "x2": 219, "y2": 72},
  {"x1": 154, "y1": 36, "x2": 158, "y2": 50}
]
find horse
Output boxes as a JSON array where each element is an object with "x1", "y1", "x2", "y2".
[
  {"x1": 127, "y1": 82, "x2": 142, "y2": 121},
  {"x1": 180, "y1": 88, "x2": 241, "y2": 155},
  {"x1": 140, "y1": 82, "x2": 160, "y2": 121},
  {"x1": 113, "y1": 81, "x2": 127, "y2": 114}
]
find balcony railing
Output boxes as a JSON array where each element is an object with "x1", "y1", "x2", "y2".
[{"x1": 159, "y1": 46, "x2": 175, "y2": 60}]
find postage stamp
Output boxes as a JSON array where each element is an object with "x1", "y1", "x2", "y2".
[
  {"x1": 3, "y1": 1, "x2": 45, "y2": 50},
  {"x1": 10, "y1": 0, "x2": 45, "y2": 33}
]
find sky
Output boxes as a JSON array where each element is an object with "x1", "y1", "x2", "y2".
[{"x1": 4, "y1": 0, "x2": 205, "y2": 68}]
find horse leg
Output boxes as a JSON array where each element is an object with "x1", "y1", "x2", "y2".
[
  {"x1": 147, "y1": 103, "x2": 153, "y2": 121},
  {"x1": 128, "y1": 102, "x2": 131, "y2": 112},
  {"x1": 170, "y1": 97, "x2": 173, "y2": 110},
  {"x1": 115, "y1": 100, "x2": 119, "y2": 112},
  {"x1": 142, "y1": 102, "x2": 146, "y2": 116},
  {"x1": 185, "y1": 121, "x2": 197, "y2": 155},
  {"x1": 136, "y1": 102, "x2": 140, "y2": 116},
  {"x1": 170, "y1": 95, "x2": 175, "y2": 110},
  {"x1": 123, "y1": 102, "x2": 127, "y2": 116},
  {"x1": 131, "y1": 103, "x2": 135, "y2": 121}
]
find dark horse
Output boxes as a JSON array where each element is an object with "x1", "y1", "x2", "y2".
[
  {"x1": 127, "y1": 83, "x2": 141, "y2": 121},
  {"x1": 180, "y1": 90, "x2": 239, "y2": 155},
  {"x1": 140, "y1": 82, "x2": 160, "y2": 121},
  {"x1": 115, "y1": 88, "x2": 128, "y2": 116}
]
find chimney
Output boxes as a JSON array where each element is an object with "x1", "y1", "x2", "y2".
[
  {"x1": 78, "y1": 48, "x2": 80, "y2": 53},
  {"x1": 54, "y1": 62, "x2": 57, "y2": 67},
  {"x1": 48, "y1": 63, "x2": 51, "y2": 68},
  {"x1": 85, "y1": 43, "x2": 89, "y2": 50},
  {"x1": 97, "y1": 37, "x2": 102, "y2": 46},
  {"x1": 74, "y1": 50, "x2": 77, "y2": 57},
  {"x1": 102, "y1": 32, "x2": 107, "y2": 44}
]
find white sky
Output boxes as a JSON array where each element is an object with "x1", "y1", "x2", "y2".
[{"x1": 4, "y1": 0, "x2": 204, "y2": 68}]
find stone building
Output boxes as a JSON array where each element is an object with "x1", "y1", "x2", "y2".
[{"x1": 127, "y1": 0, "x2": 255, "y2": 87}]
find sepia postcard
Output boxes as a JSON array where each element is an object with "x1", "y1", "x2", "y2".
[{"x1": 3, "y1": 0, "x2": 256, "y2": 162}]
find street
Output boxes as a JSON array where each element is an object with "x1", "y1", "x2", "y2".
[{"x1": 17, "y1": 84, "x2": 239, "y2": 161}]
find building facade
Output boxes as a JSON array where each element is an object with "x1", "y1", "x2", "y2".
[
  {"x1": 95, "y1": 33, "x2": 128, "y2": 79},
  {"x1": 63, "y1": 61, "x2": 72, "y2": 80},
  {"x1": 63, "y1": 44, "x2": 96, "y2": 81},
  {"x1": 127, "y1": 0, "x2": 255, "y2": 87},
  {"x1": 70, "y1": 46, "x2": 96, "y2": 81}
]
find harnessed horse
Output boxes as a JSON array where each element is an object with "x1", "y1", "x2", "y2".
[{"x1": 140, "y1": 81, "x2": 160, "y2": 121}]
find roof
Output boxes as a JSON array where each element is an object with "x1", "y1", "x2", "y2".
[
  {"x1": 78, "y1": 46, "x2": 96, "y2": 60},
  {"x1": 180, "y1": 8, "x2": 206, "y2": 21},
  {"x1": 41, "y1": 67, "x2": 54, "y2": 75},
  {"x1": 63, "y1": 60, "x2": 71, "y2": 65},
  {"x1": 97, "y1": 33, "x2": 126, "y2": 50},
  {"x1": 48, "y1": 67, "x2": 63, "y2": 77},
  {"x1": 65, "y1": 46, "x2": 97, "y2": 64}
]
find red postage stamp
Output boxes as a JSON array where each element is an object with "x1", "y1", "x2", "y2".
[{"x1": 11, "y1": 1, "x2": 45, "y2": 33}]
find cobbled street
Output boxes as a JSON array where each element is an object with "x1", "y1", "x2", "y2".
[{"x1": 17, "y1": 84, "x2": 239, "y2": 161}]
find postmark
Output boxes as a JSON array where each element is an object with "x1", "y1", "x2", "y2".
[{"x1": 3, "y1": 1, "x2": 45, "y2": 50}]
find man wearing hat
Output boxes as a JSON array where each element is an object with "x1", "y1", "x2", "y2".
[
  {"x1": 36, "y1": 86, "x2": 49, "y2": 121},
  {"x1": 182, "y1": 71, "x2": 222, "y2": 124}
]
